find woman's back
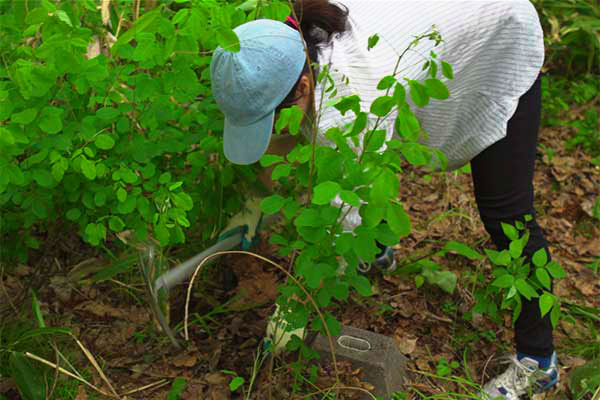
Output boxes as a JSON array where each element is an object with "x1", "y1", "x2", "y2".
[{"x1": 314, "y1": 0, "x2": 544, "y2": 169}]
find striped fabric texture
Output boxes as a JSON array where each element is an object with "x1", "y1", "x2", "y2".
[{"x1": 312, "y1": 0, "x2": 545, "y2": 171}]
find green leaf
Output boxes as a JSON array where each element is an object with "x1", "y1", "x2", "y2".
[
  {"x1": 340, "y1": 190, "x2": 360, "y2": 207},
  {"x1": 109, "y1": 216, "x2": 125, "y2": 232},
  {"x1": 386, "y1": 202, "x2": 411, "y2": 237},
  {"x1": 360, "y1": 203, "x2": 384, "y2": 228},
  {"x1": 415, "y1": 275, "x2": 425, "y2": 288},
  {"x1": 274, "y1": 108, "x2": 291, "y2": 134},
  {"x1": 539, "y1": 293, "x2": 554, "y2": 317},
  {"x1": 169, "y1": 182, "x2": 183, "y2": 191},
  {"x1": 39, "y1": 107, "x2": 63, "y2": 134},
  {"x1": 332, "y1": 282, "x2": 349, "y2": 300},
  {"x1": 32, "y1": 169, "x2": 55, "y2": 188},
  {"x1": 545, "y1": 261, "x2": 566, "y2": 279},
  {"x1": 117, "y1": 187, "x2": 127, "y2": 202},
  {"x1": 425, "y1": 269, "x2": 457, "y2": 294},
  {"x1": 54, "y1": 10, "x2": 72, "y2": 26},
  {"x1": 443, "y1": 241, "x2": 484, "y2": 260},
  {"x1": 288, "y1": 105, "x2": 303, "y2": 135},
  {"x1": 333, "y1": 95, "x2": 361, "y2": 116},
  {"x1": 17, "y1": 327, "x2": 71, "y2": 342},
  {"x1": 51, "y1": 158, "x2": 68, "y2": 182},
  {"x1": 535, "y1": 268, "x2": 551, "y2": 290},
  {"x1": 31, "y1": 202, "x2": 47, "y2": 219},
  {"x1": 112, "y1": 9, "x2": 161, "y2": 52},
  {"x1": 312, "y1": 181, "x2": 341, "y2": 205},
  {"x1": 11, "y1": 108, "x2": 37, "y2": 124},
  {"x1": 441, "y1": 61, "x2": 454, "y2": 79},
  {"x1": 294, "y1": 209, "x2": 321, "y2": 227},
  {"x1": 0, "y1": 127, "x2": 15, "y2": 145},
  {"x1": 343, "y1": 112, "x2": 367, "y2": 138},
  {"x1": 501, "y1": 222, "x2": 519, "y2": 241},
  {"x1": 159, "y1": 172, "x2": 172, "y2": 184},
  {"x1": 485, "y1": 249, "x2": 511, "y2": 266},
  {"x1": 31, "y1": 290, "x2": 46, "y2": 328},
  {"x1": 325, "y1": 312, "x2": 341, "y2": 337},
  {"x1": 377, "y1": 75, "x2": 396, "y2": 90},
  {"x1": 117, "y1": 196, "x2": 136, "y2": 214},
  {"x1": 96, "y1": 107, "x2": 120, "y2": 121},
  {"x1": 229, "y1": 376, "x2": 245, "y2": 392},
  {"x1": 509, "y1": 238, "x2": 524, "y2": 259},
  {"x1": 393, "y1": 83, "x2": 406, "y2": 105},
  {"x1": 94, "y1": 192, "x2": 107, "y2": 206},
  {"x1": 155, "y1": 223, "x2": 170, "y2": 246},
  {"x1": 370, "y1": 96, "x2": 394, "y2": 117},
  {"x1": 515, "y1": 278, "x2": 538, "y2": 300},
  {"x1": 260, "y1": 154, "x2": 284, "y2": 167},
  {"x1": 395, "y1": 107, "x2": 420, "y2": 141},
  {"x1": 217, "y1": 29, "x2": 241, "y2": 53},
  {"x1": 408, "y1": 80, "x2": 429, "y2": 107},
  {"x1": 142, "y1": 163, "x2": 156, "y2": 178},
  {"x1": 80, "y1": 158, "x2": 96, "y2": 180},
  {"x1": 367, "y1": 34, "x2": 379, "y2": 50},
  {"x1": 167, "y1": 377, "x2": 187, "y2": 400},
  {"x1": 424, "y1": 79, "x2": 449, "y2": 100},
  {"x1": 95, "y1": 134, "x2": 115, "y2": 150},
  {"x1": 66, "y1": 208, "x2": 81, "y2": 221},
  {"x1": 10, "y1": 352, "x2": 45, "y2": 400},
  {"x1": 335, "y1": 233, "x2": 353, "y2": 255},
  {"x1": 491, "y1": 274, "x2": 514, "y2": 288},
  {"x1": 260, "y1": 195, "x2": 286, "y2": 215},
  {"x1": 350, "y1": 275, "x2": 372, "y2": 296},
  {"x1": 272, "y1": 164, "x2": 291, "y2": 180},
  {"x1": 370, "y1": 168, "x2": 399, "y2": 205},
  {"x1": 532, "y1": 248, "x2": 548, "y2": 267},
  {"x1": 364, "y1": 129, "x2": 386, "y2": 152},
  {"x1": 172, "y1": 9, "x2": 189, "y2": 25}
]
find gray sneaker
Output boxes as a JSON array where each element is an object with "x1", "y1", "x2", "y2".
[
  {"x1": 358, "y1": 247, "x2": 397, "y2": 273},
  {"x1": 480, "y1": 353, "x2": 559, "y2": 400}
]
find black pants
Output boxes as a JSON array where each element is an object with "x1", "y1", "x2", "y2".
[{"x1": 471, "y1": 75, "x2": 554, "y2": 357}]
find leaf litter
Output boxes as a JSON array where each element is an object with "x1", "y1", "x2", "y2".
[{"x1": 0, "y1": 124, "x2": 598, "y2": 399}]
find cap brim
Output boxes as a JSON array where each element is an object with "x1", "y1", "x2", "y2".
[{"x1": 223, "y1": 111, "x2": 274, "y2": 165}]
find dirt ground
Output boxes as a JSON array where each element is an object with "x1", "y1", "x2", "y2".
[{"x1": 1, "y1": 121, "x2": 599, "y2": 399}]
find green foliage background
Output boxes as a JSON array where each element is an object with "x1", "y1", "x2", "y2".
[{"x1": 0, "y1": 0, "x2": 285, "y2": 261}]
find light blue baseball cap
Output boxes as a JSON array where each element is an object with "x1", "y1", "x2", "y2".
[{"x1": 210, "y1": 19, "x2": 306, "y2": 165}]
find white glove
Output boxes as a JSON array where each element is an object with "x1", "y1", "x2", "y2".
[
  {"x1": 219, "y1": 197, "x2": 263, "y2": 250},
  {"x1": 265, "y1": 304, "x2": 306, "y2": 354}
]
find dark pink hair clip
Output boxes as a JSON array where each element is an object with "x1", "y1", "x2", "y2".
[{"x1": 286, "y1": 16, "x2": 300, "y2": 30}]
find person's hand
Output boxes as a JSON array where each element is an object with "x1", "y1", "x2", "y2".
[{"x1": 219, "y1": 197, "x2": 263, "y2": 250}]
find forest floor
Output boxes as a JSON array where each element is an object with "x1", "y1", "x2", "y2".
[{"x1": 1, "y1": 116, "x2": 599, "y2": 399}]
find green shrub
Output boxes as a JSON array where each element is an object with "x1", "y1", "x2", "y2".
[
  {"x1": 533, "y1": 0, "x2": 600, "y2": 75},
  {"x1": 0, "y1": 0, "x2": 270, "y2": 261}
]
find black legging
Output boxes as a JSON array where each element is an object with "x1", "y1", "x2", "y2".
[{"x1": 471, "y1": 75, "x2": 553, "y2": 357}]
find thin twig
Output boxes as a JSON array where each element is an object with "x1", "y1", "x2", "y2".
[
  {"x1": 24, "y1": 352, "x2": 114, "y2": 398},
  {"x1": 115, "y1": 10, "x2": 125, "y2": 37},
  {"x1": 73, "y1": 337, "x2": 119, "y2": 397},
  {"x1": 134, "y1": 0, "x2": 140, "y2": 21},
  {"x1": 480, "y1": 353, "x2": 494, "y2": 386},
  {"x1": 592, "y1": 384, "x2": 600, "y2": 400},
  {"x1": 183, "y1": 250, "x2": 341, "y2": 386},
  {"x1": 121, "y1": 379, "x2": 170, "y2": 395},
  {"x1": 424, "y1": 310, "x2": 453, "y2": 323}
]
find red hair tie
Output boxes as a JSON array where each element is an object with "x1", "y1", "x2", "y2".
[{"x1": 286, "y1": 16, "x2": 300, "y2": 30}]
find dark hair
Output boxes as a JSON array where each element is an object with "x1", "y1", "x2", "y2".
[{"x1": 276, "y1": 0, "x2": 349, "y2": 111}]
